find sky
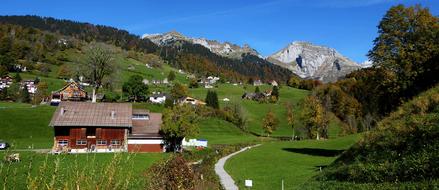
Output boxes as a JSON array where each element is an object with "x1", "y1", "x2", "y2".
[{"x1": 0, "y1": 0, "x2": 438, "y2": 63}]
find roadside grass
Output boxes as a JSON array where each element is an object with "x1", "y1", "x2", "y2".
[
  {"x1": 0, "y1": 151, "x2": 167, "y2": 189},
  {"x1": 0, "y1": 102, "x2": 55, "y2": 149},
  {"x1": 224, "y1": 134, "x2": 362, "y2": 190}
]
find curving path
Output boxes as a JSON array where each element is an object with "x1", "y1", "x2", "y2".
[{"x1": 215, "y1": 144, "x2": 261, "y2": 190}]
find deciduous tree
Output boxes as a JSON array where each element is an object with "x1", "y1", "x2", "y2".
[
  {"x1": 160, "y1": 105, "x2": 199, "y2": 152},
  {"x1": 262, "y1": 109, "x2": 278, "y2": 137},
  {"x1": 122, "y1": 75, "x2": 148, "y2": 102}
]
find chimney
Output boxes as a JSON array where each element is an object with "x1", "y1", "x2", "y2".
[
  {"x1": 111, "y1": 111, "x2": 115, "y2": 119},
  {"x1": 60, "y1": 107, "x2": 65, "y2": 116}
]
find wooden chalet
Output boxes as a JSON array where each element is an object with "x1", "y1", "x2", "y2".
[
  {"x1": 49, "y1": 102, "x2": 164, "y2": 153},
  {"x1": 51, "y1": 82, "x2": 87, "y2": 105}
]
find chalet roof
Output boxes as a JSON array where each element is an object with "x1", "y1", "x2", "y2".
[
  {"x1": 49, "y1": 102, "x2": 132, "y2": 127},
  {"x1": 56, "y1": 81, "x2": 85, "y2": 93}
]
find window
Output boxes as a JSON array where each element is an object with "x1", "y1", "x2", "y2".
[
  {"x1": 97, "y1": 140, "x2": 107, "y2": 145},
  {"x1": 76, "y1": 139, "x2": 87, "y2": 145},
  {"x1": 111, "y1": 140, "x2": 121, "y2": 145},
  {"x1": 132, "y1": 114, "x2": 149, "y2": 120},
  {"x1": 58, "y1": 140, "x2": 68, "y2": 146}
]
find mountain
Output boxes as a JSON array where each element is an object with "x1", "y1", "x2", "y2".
[
  {"x1": 143, "y1": 31, "x2": 261, "y2": 59},
  {"x1": 267, "y1": 41, "x2": 362, "y2": 83}
]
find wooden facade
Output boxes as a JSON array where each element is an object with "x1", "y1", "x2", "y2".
[
  {"x1": 50, "y1": 102, "x2": 164, "y2": 153},
  {"x1": 52, "y1": 82, "x2": 87, "y2": 102},
  {"x1": 54, "y1": 127, "x2": 127, "y2": 151}
]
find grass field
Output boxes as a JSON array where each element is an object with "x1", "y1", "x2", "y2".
[
  {"x1": 194, "y1": 118, "x2": 259, "y2": 145},
  {"x1": 0, "y1": 102, "x2": 55, "y2": 149},
  {"x1": 191, "y1": 84, "x2": 321, "y2": 137},
  {"x1": 225, "y1": 134, "x2": 362, "y2": 190},
  {"x1": 0, "y1": 151, "x2": 167, "y2": 189}
]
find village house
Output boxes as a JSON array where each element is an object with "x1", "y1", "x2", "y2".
[
  {"x1": 51, "y1": 81, "x2": 87, "y2": 106},
  {"x1": 0, "y1": 76, "x2": 13, "y2": 90},
  {"x1": 242, "y1": 92, "x2": 268, "y2": 101},
  {"x1": 253, "y1": 80, "x2": 263, "y2": 86},
  {"x1": 178, "y1": 96, "x2": 206, "y2": 106},
  {"x1": 22, "y1": 80, "x2": 37, "y2": 94},
  {"x1": 270, "y1": 80, "x2": 278, "y2": 87},
  {"x1": 148, "y1": 92, "x2": 169, "y2": 104},
  {"x1": 49, "y1": 102, "x2": 164, "y2": 153}
]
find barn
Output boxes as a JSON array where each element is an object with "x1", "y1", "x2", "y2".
[{"x1": 49, "y1": 102, "x2": 164, "y2": 153}]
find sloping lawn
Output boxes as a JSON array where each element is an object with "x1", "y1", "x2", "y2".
[
  {"x1": 195, "y1": 118, "x2": 259, "y2": 145},
  {"x1": 225, "y1": 134, "x2": 361, "y2": 190},
  {"x1": 0, "y1": 102, "x2": 55, "y2": 149}
]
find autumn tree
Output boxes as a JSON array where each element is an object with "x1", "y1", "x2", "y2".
[
  {"x1": 300, "y1": 96, "x2": 329, "y2": 140},
  {"x1": 81, "y1": 44, "x2": 115, "y2": 102},
  {"x1": 122, "y1": 75, "x2": 148, "y2": 102},
  {"x1": 170, "y1": 82, "x2": 189, "y2": 99},
  {"x1": 160, "y1": 105, "x2": 199, "y2": 152},
  {"x1": 368, "y1": 4, "x2": 439, "y2": 99},
  {"x1": 34, "y1": 82, "x2": 48, "y2": 104},
  {"x1": 262, "y1": 109, "x2": 279, "y2": 137}
]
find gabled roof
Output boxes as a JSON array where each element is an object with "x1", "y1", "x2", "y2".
[
  {"x1": 49, "y1": 102, "x2": 132, "y2": 127},
  {"x1": 56, "y1": 81, "x2": 85, "y2": 93}
]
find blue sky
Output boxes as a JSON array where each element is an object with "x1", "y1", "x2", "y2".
[{"x1": 0, "y1": 0, "x2": 438, "y2": 63}]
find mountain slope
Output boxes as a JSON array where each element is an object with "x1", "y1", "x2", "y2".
[
  {"x1": 143, "y1": 31, "x2": 260, "y2": 59},
  {"x1": 268, "y1": 41, "x2": 361, "y2": 82}
]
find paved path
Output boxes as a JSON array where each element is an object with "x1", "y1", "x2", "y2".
[{"x1": 215, "y1": 144, "x2": 261, "y2": 190}]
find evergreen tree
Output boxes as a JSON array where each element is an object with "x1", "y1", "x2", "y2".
[
  {"x1": 20, "y1": 85, "x2": 31, "y2": 103},
  {"x1": 255, "y1": 86, "x2": 260, "y2": 93},
  {"x1": 205, "y1": 90, "x2": 219, "y2": 109},
  {"x1": 14, "y1": 72, "x2": 22, "y2": 82},
  {"x1": 272, "y1": 85, "x2": 279, "y2": 98},
  {"x1": 167, "y1": 70, "x2": 176, "y2": 81},
  {"x1": 0, "y1": 87, "x2": 7, "y2": 100}
]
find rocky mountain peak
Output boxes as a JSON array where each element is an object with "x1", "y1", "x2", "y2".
[
  {"x1": 267, "y1": 41, "x2": 361, "y2": 82},
  {"x1": 142, "y1": 31, "x2": 261, "y2": 59}
]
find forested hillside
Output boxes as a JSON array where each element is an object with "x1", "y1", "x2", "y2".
[{"x1": 0, "y1": 15, "x2": 294, "y2": 82}]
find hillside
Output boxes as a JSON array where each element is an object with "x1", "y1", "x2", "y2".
[
  {"x1": 311, "y1": 84, "x2": 439, "y2": 188},
  {"x1": 0, "y1": 15, "x2": 293, "y2": 82}
]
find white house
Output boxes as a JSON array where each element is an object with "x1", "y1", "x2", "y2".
[
  {"x1": 142, "y1": 79, "x2": 149, "y2": 85},
  {"x1": 22, "y1": 80, "x2": 37, "y2": 94},
  {"x1": 182, "y1": 138, "x2": 208, "y2": 148},
  {"x1": 149, "y1": 93, "x2": 168, "y2": 104},
  {"x1": 270, "y1": 80, "x2": 278, "y2": 86}
]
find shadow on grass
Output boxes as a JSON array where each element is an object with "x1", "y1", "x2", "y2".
[{"x1": 282, "y1": 148, "x2": 345, "y2": 157}]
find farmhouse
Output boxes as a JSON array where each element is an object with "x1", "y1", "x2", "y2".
[
  {"x1": 178, "y1": 96, "x2": 206, "y2": 106},
  {"x1": 51, "y1": 82, "x2": 87, "y2": 105},
  {"x1": 0, "y1": 76, "x2": 13, "y2": 90},
  {"x1": 49, "y1": 102, "x2": 164, "y2": 153}
]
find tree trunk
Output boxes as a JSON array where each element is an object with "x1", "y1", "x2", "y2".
[
  {"x1": 92, "y1": 88, "x2": 97, "y2": 103},
  {"x1": 316, "y1": 132, "x2": 320, "y2": 140}
]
